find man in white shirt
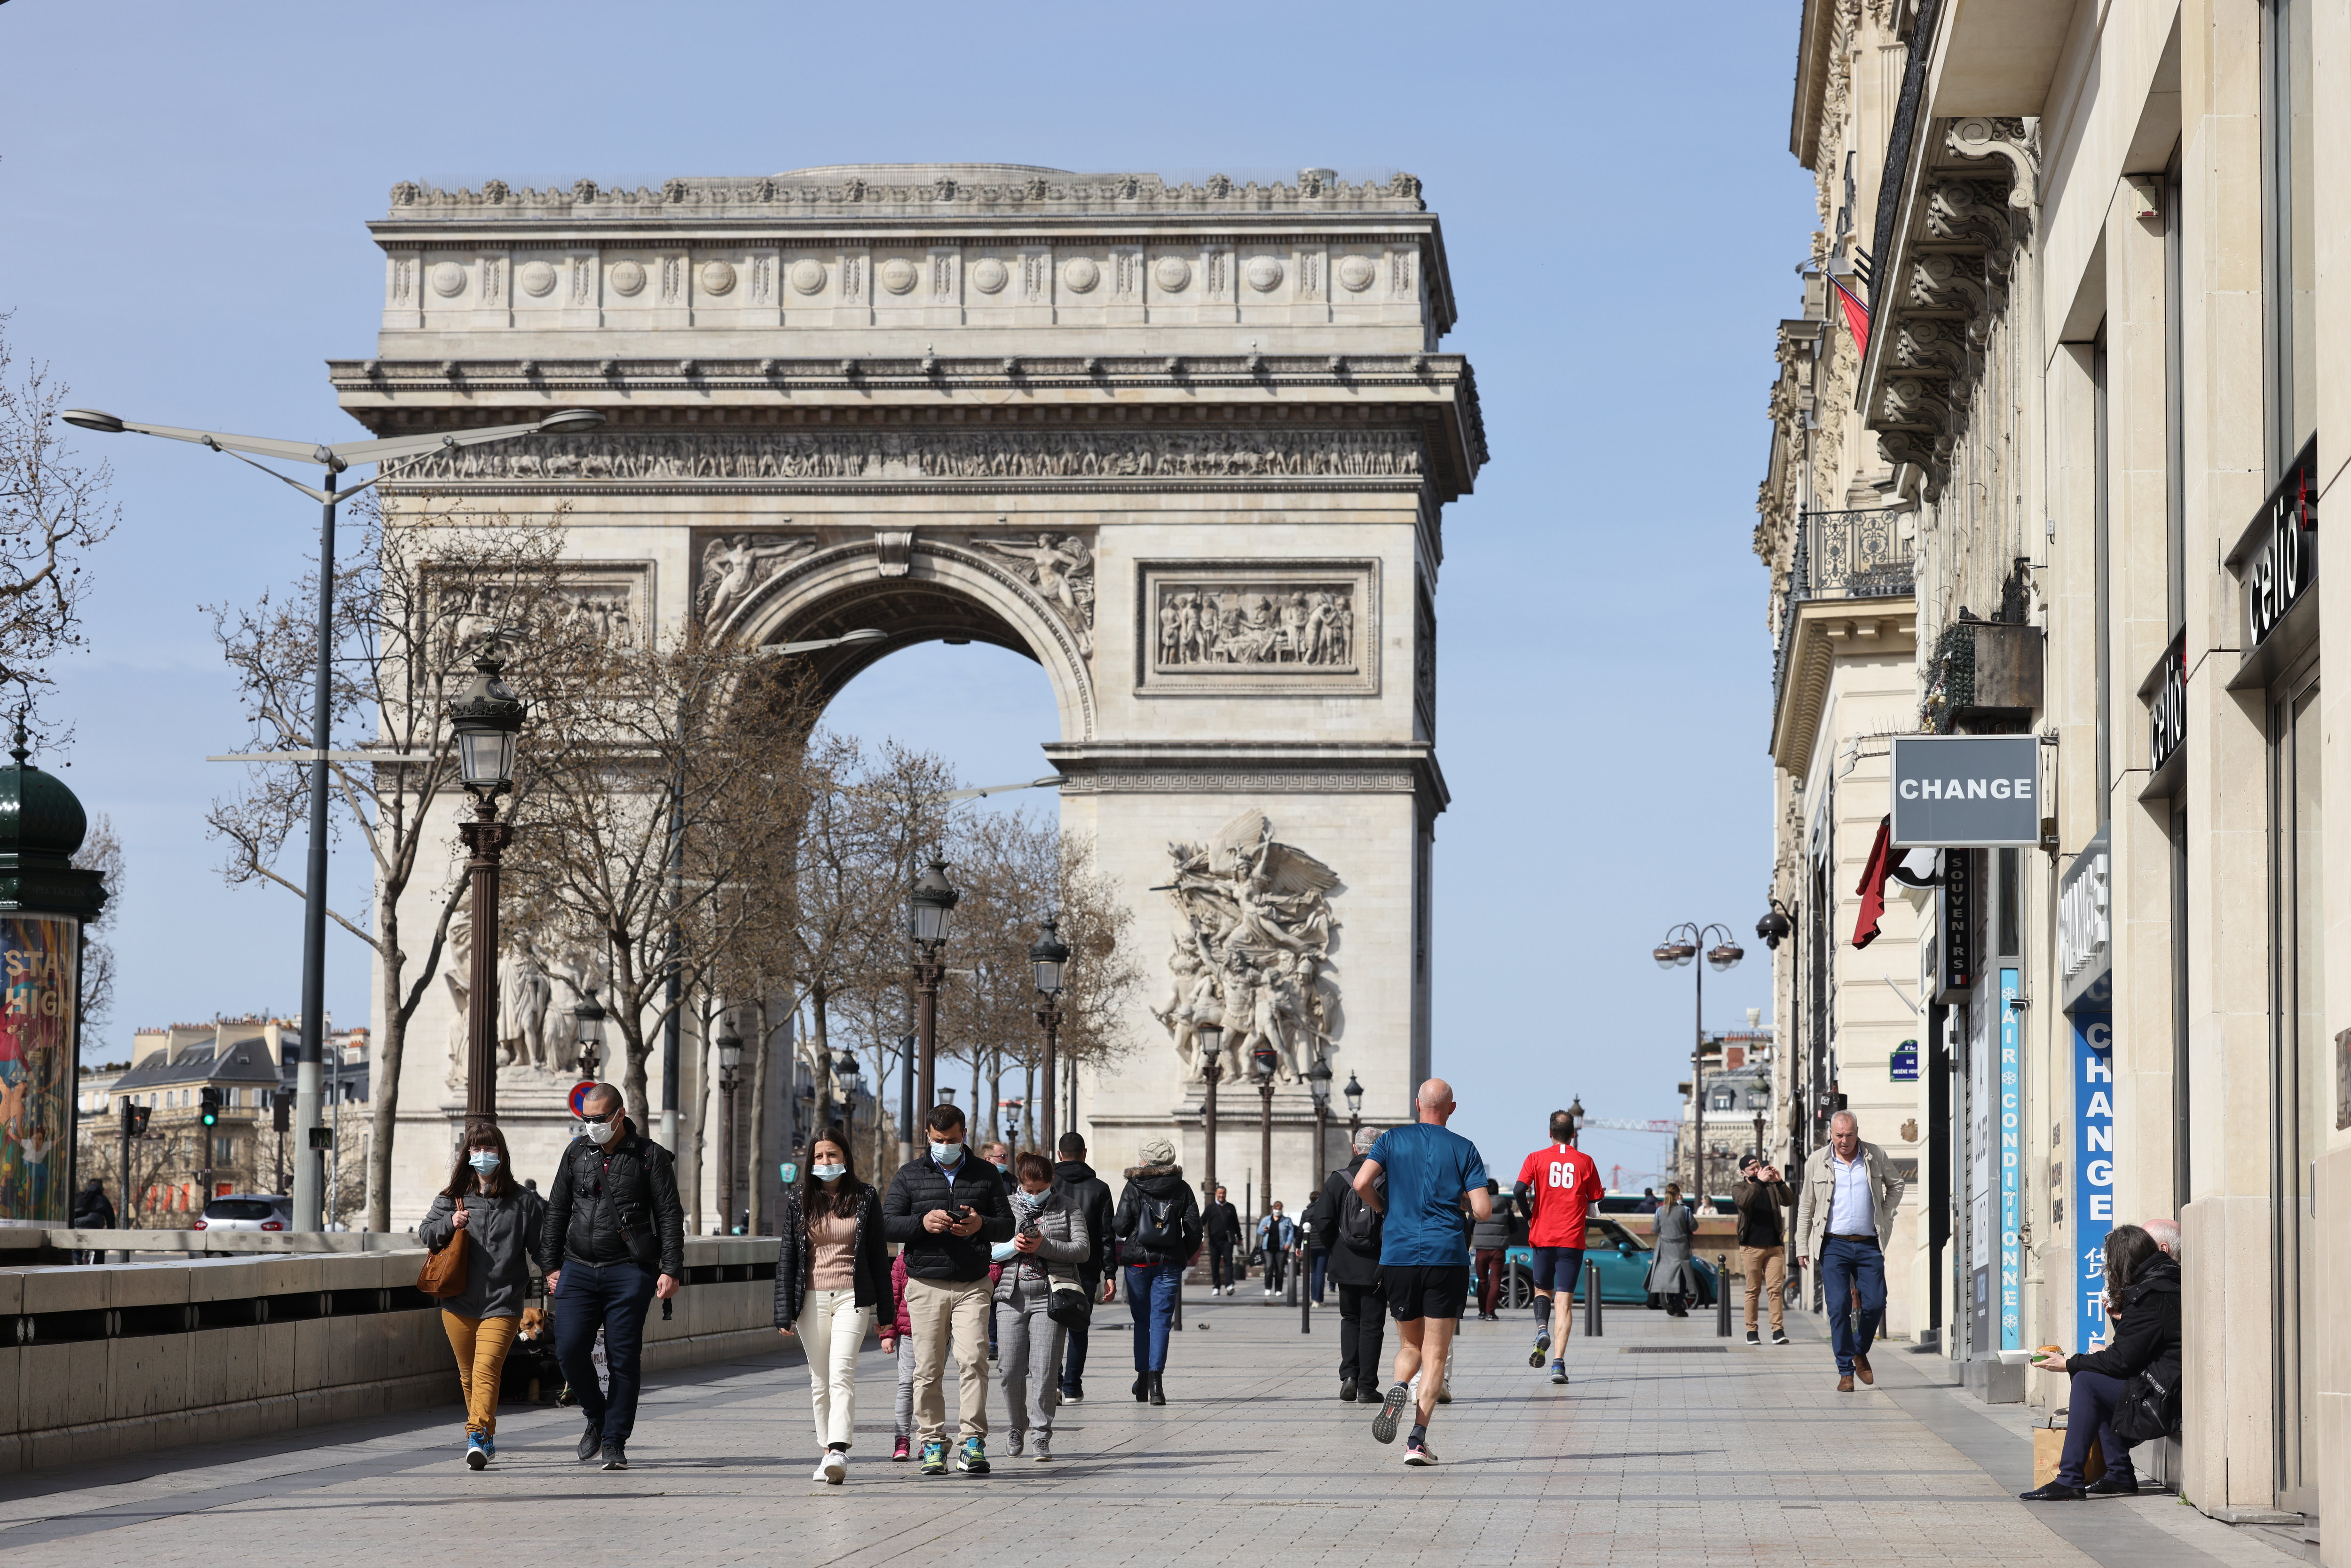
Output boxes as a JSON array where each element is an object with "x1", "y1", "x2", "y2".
[{"x1": 1793, "y1": 1111, "x2": 1905, "y2": 1393}]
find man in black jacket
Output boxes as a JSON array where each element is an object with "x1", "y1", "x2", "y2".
[
  {"x1": 1051, "y1": 1131, "x2": 1116, "y2": 1404},
  {"x1": 1202, "y1": 1184, "x2": 1241, "y2": 1295},
  {"x1": 884, "y1": 1103, "x2": 1014, "y2": 1476},
  {"x1": 72, "y1": 1178, "x2": 115, "y2": 1265},
  {"x1": 1730, "y1": 1154, "x2": 1794, "y2": 1346},
  {"x1": 1303, "y1": 1126, "x2": 1385, "y2": 1401},
  {"x1": 542, "y1": 1084, "x2": 685, "y2": 1471}
]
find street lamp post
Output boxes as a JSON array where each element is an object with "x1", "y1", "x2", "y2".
[
  {"x1": 451, "y1": 655, "x2": 525, "y2": 1123},
  {"x1": 572, "y1": 993, "x2": 607, "y2": 1086},
  {"x1": 1029, "y1": 916, "x2": 1070, "y2": 1153},
  {"x1": 1756, "y1": 898, "x2": 1799, "y2": 1170},
  {"x1": 1343, "y1": 1071, "x2": 1364, "y2": 1138},
  {"x1": 1196, "y1": 1015, "x2": 1225, "y2": 1202},
  {"x1": 833, "y1": 1051, "x2": 862, "y2": 1144},
  {"x1": 1307, "y1": 1056, "x2": 1333, "y2": 1183},
  {"x1": 63, "y1": 402, "x2": 606, "y2": 1230},
  {"x1": 1652, "y1": 922, "x2": 1743, "y2": 1206},
  {"x1": 909, "y1": 857, "x2": 960, "y2": 1113},
  {"x1": 1253, "y1": 1042, "x2": 1278, "y2": 1228},
  {"x1": 716, "y1": 1026, "x2": 743, "y2": 1235}
]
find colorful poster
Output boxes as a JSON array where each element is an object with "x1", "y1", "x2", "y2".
[
  {"x1": 1998, "y1": 966, "x2": 2021, "y2": 1350},
  {"x1": 2073, "y1": 1009, "x2": 2115, "y2": 1351},
  {"x1": 0, "y1": 914, "x2": 78, "y2": 1225}
]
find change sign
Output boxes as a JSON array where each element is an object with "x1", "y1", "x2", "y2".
[{"x1": 1890, "y1": 734, "x2": 2042, "y2": 847}]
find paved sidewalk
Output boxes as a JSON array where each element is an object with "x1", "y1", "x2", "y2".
[{"x1": 0, "y1": 1288, "x2": 2295, "y2": 1568}]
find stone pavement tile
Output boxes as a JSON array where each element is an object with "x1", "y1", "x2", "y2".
[{"x1": 0, "y1": 1288, "x2": 2287, "y2": 1568}]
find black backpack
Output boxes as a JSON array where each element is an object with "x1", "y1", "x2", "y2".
[
  {"x1": 1133, "y1": 1192, "x2": 1183, "y2": 1252},
  {"x1": 1339, "y1": 1167, "x2": 1384, "y2": 1252}
]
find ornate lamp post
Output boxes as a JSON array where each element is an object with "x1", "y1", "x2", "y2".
[
  {"x1": 1196, "y1": 1012, "x2": 1225, "y2": 1202},
  {"x1": 1029, "y1": 915, "x2": 1070, "y2": 1152},
  {"x1": 1307, "y1": 1056, "x2": 1333, "y2": 1182},
  {"x1": 909, "y1": 857, "x2": 960, "y2": 1112},
  {"x1": 1343, "y1": 1070, "x2": 1364, "y2": 1137},
  {"x1": 716, "y1": 1025, "x2": 743, "y2": 1235},
  {"x1": 1756, "y1": 898, "x2": 1799, "y2": 1168},
  {"x1": 1653, "y1": 922, "x2": 1743, "y2": 1204},
  {"x1": 832, "y1": 1051, "x2": 862, "y2": 1139},
  {"x1": 572, "y1": 991, "x2": 607, "y2": 1084},
  {"x1": 451, "y1": 655, "x2": 525, "y2": 1122},
  {"x1": 1253, "y1": 1041, "x2": 1278, "y2": 1228}
]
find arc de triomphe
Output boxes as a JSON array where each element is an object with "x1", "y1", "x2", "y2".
[{"x1": 339, "y1": 165, "x2": 1484, "y2": 1225}]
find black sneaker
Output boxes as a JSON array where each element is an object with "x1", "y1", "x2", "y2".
[
  {"x1": 1771, "y1": 1329, "x2": 1790, "y2": 1346},
  {"x1": 1060, "y1": 1382, "x2": 1084, "y2": 1404},
  {"x1": 599, "y1": 1443, "x2": 628, "y2": 1471},
  {"x1": 2085, "y1": 1474, "x2": 2140, "y2": 1496},
  {"x1": 576, "y1": 1420, "x2": 603, "y2": 1462},
  {"x1": 1370, "y1": 1382, "x2": 1411, "y2": 1444},
  {"x1": 1745, "y1": 1330, "x2": 1760, "y2": 1346}
]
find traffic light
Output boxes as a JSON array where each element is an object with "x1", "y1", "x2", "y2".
[
  {"x1": 271, "y1": 1089, "x2": 292, "y2": 1132},
  {"x1": 199, "y1": 1086, "x2": 221, "y2": 1127},
  {"x1": 122, "y1": 1101, "x2": 150, "y2": 1137}
]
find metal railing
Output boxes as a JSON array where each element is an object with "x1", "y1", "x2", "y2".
[{"x1": 1771, "y1": 506, "x2": 1917, "y2": 710}]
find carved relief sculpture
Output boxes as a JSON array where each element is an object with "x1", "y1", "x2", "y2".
[
  {"x1": 972, "y1": 527, "x2": 1094, "y2": 654},
  {"x1": 1150, "y1": 807, "x2": 1342, "y2": 1085},
  {"x1": 698, "y1": 532, "x2": 817, "y2": 622},
  {"x1": 1155, "y1": 582, "x2": 1354, "y2": 670}
]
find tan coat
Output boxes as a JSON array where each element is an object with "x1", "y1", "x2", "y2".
[{"x1": 1793, "y1": 1140, "x2": 1904, "y2": 1261}]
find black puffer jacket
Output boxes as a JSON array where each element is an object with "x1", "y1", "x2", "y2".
[
  {"x1": 2067, "y1": 1253, "x2": 2182, "y2": 1384},
  {"x1": 773, "y1": 1184, "x2": 890, "y2": 1327},
  {"x1": 541, "y1": 1121, "x2": 686, "y2": 1278},
  {"x1": 882, "y1": 1152, "x2": 1015, "y2": 1282},
  {"x1": 1113, "y1": 1162, "x2": 1202, "y2": 1267},
  {"x1": 1053, "y1": 1158, "x2": 1116, "y2": 1283}
]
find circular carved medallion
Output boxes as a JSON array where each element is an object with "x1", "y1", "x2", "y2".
[
  {"x1": 517, "y1": 261, "x2": 557, "y2": 298},
  {"x1": 878, "y1": 258, "x2": 918, "y2": 295},
  {"x1": 698, "y1": 260, "x2": 737, "y2": 296},
  {"x1": 1062, "y1": 256, "x2": 1100, "y2": 293},
  {"x1": 1153, "y1": 256, "x2": 1192, "y2": 292},
  {"x1": 1337, "y1": 255, "x2": 1378, "y2": 293},
  {"x1": 789, "y1": 258, "x2": 826, "y2": 295},
  {"x1": 1245, "y1": 256, "x2": 1285, "y2": 293},
  {"x1": 609, "y1": 260, "x2": 647, "y2": 297},
  {"x1": 969, "y1": 257, "x2": 1009, "y2": 294},
  {"x1": 430, "y1": 261, "x2": 466, "y2": 298}
]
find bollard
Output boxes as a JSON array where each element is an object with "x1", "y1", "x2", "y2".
[
  {"x1": 1715, "y1": 1253, "x2": 1732, "y2": 1336},
  {"x1": 1301, "y1": 1250, "x2": 1313, "y2": 1335},
  {"x1": 1583, "y1": 1258, "x2": 1604, "y2": 1338}
]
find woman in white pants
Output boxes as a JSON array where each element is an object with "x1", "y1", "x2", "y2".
[{"x1": 774, "y1": 1129, "x2": 889, "y2": 1484}]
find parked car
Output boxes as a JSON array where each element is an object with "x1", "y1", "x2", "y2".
[
  {"x1": 194, "y1": 1194, "x2": 291, "y2": 1232},
  {"x1": 1500, "y1": 1217, "x2": 1718, "y2": 1310}
]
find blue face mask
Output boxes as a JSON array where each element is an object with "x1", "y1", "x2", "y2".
[
  {"x1": 813, "y1": 1163, "x2": 847, "y2": 1182},
  {"x1": 468, "y1": 1151, "x2": 501, "y2": 1174},
  {"x1": 931, "y1": 1141, "x2": 965, "y2": 1166}
]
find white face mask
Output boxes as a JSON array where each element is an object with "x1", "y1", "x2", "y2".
[
  {"x1": 586, "y1": 1118, "x2": 619, "y2": 1146},
  {"x1": 813, "y1": 1163, "x2": 847, "y2": 1182}
]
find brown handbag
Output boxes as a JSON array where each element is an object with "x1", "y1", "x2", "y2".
[{"x1": 418, "y1": 1196, "x2": 470, "y2": 1298}]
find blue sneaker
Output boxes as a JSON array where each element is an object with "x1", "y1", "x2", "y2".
[
  {"x1": 1530, "y1": 1327, "x2": 1552, "y2": 1368},
  {"x1": 465, "y1": 1434, "x2": 487, "y2": 1471},
  {"x1": 920, "y1": 1440, "x2": 947, "y2": 1476},
  {"x1": 956, "y1": 1436, "x2": 991, "y2": 1475},
  {"x1": 1550, "y1": 1360, "x2": 1569, "y2": 1386},
  {"x1": 481, "y1": 1435, "x2": 497, "y2": 1461}
]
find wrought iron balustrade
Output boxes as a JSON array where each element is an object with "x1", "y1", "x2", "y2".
[{"x1": 1771, "y1": 506, "x2": 1917, "y2": 709}]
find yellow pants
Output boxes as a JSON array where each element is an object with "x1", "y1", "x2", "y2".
[
  {"x1": 1741, "y1": 1245, "x2": 1787, "y2": 1333},
  {"x1": 441, "y1": 1311, "x2": 520, "y2": 1436}
]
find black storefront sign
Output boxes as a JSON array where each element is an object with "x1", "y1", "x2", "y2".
[
  {"x1": 1941, "y1": 848, "x2": 1975, "y2": 996},
  {"x1": 2148, "y1": 634, "x2": 2185, "y2": 775},
  {"x1": 2246, "y1": 439, "x2": 2319, "y2": 648}
]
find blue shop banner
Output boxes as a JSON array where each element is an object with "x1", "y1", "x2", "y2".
[
  {"x1": 1999, "y1": 967, "x2": 2021, "y2": 1349},
  {"x1": 2073, "y1": 1009, "x2": 2115, "y2": 1351}
]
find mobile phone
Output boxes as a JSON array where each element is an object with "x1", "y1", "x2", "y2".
[{"x1": 1019, "y1": 1220, "x2": 1041, "y2": 1240}]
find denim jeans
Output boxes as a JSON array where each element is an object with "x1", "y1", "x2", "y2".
[
  {"x1": 552, "y1": 1259, "x2": 657, "y2": 1445},
  {"x1": 1817, "y1": 1236, "x2": 1886, "y2": 1373},
  {"x1": 1057, "y1": 1270, "x2": 1095, "y2": 1394},
  {"x1": 2058, "y1": 1369, "x2": 2138, "y2": 1485},
  {"x1": 1308, "y1": 1250, "x2": 1328, "y2": 1303},
  {"x1": 1125, "y1": 1263, "x2": 1179, "y2": 1372}
]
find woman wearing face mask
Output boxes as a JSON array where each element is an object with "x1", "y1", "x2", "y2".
[
  {"x1": 418, "y1": 1120, "x2": 548, "y2": 1469},
  {"x1": 992, "y1": 1150, "x2": 1089, "y2": 1460},
  {"x1": 773, "y1": 1126, "x2": 889, "y2": 1485}
]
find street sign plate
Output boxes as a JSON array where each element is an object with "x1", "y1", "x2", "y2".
[{"x1": 568, "y1": 1081, "x2": 595, "y2": 1119}]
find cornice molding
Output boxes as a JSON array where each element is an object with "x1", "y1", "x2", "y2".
[{"x1": 1768, "y1": 597, "x2": 1918, "y2": 771}]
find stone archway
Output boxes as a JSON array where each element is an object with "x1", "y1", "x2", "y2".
[{"x1": 346, "y1": 162, "x2": 1484, "y2": 1225}]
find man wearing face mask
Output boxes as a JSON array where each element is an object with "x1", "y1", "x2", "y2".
[
  {"x1": 882, "y1": 1103, "x2": 1015, "y2": 1476},
  {"x1": 542, "y1": 1084, "x2": 686, "y2": 1471}
]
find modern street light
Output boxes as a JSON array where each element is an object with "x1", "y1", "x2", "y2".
[
  {"x1": 1652, "y1": 921, "x2": 1742, "y2": 1205},
  {"x1": 716, "y1": 1025, "x2": 743, "y2": 1235},
  {"x1": 572, "y1": 991, "x2": 608, "y2": 1084},
  {"x1": 1306, "y1": 1056, "x2": 1333, "y2": 1184},
  {"x1": 1196, "y1": 1011, "x2": 1225, "y2": 1203},
  {"x1": 1343, "y1": 1070, "x2": 1364, "y2": 1136},
  {"x1": 61, "y1": 401, "x2": 607, "y2": 1231},
  {"x1": 1029, "y1": 915, "x2": 1070, "y2": 1153},
  {"x1": 1253, "y1": 1041, "x2": 1278, "y2": 1230},
  {"x1": 452, "y1": 654, "x2": 525, "y2": 1123},
  {"x1": 909, "y1": 856, "x2": 960, "y2": 1112}
]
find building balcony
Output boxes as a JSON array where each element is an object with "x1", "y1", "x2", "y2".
[{"x1": 1769, "y1": 506, "x2": 1917, "y2": 771}]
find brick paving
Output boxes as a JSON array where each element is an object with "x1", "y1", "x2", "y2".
[{"x1": 0, "y1": 1287, "x2": 2289, "y2": 1568}]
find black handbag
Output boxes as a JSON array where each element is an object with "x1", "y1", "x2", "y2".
[
  {"x1": 2111, "y1": 1367, "x2": 2181, "y2": 1444},
  {"x1": 1047, "y1": 1281, "x2": 1094, "y2": 1331}
]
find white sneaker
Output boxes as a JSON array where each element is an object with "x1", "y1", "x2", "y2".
[
  {"x1": 809, "y1": 1463, "x2": 830, "y2": 1483},
  {"x1": 821, "y1": 1449, "x2": 846, "y2": 1485}
]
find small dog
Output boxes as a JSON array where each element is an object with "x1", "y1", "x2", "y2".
[{"x1": 518, "y1": 1306, "x2": 552, "y2": 1341}]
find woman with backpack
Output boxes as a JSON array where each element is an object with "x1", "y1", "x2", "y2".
[
  {"x1": 2019, "y1": 1223, "x2": 2181, "y2": 1500},
  {"x1": 991, "y1": 1151, "x2": 1090, "y2": 1459},
  {"x1": 774, "y1": 1128, "x2": 890, "y2": 1485},
  {"x1": 1112, "y1": 1136, "x2": 1201, "y2": 1405},
  {"x1": 1303, "y1": 1125, "x2": 1387, "y2": 1401},
  {"x1": 418, "y1": 1120, "x2": 548, "y2": 1469}
]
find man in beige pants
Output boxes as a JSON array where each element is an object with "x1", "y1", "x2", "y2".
[
  {"x1": 882, "y1": 1104, "x2": 1015, "y2": 1475},
  {"x1": 1731, "y1": 1154, "x2": 1793, "y2": 1346}
]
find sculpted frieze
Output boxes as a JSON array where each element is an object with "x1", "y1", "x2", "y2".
[
  {"x1": 697, "y1": 533, "x2": 816, "y2": 622},
  {"x1": 399, "y1": 428, "x2": 1426, "y2": 485},
  {"x1": 1136, "y1": 559, "x2": 1378, "y2": 695}
]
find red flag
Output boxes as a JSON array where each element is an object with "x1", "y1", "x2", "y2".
[
  {"x1": 1852, "y1": 814, "x2": 1896, "y2": 949},
  {"x1": 1830, "y1": 274, "x2": 1871, "y2": 358}
]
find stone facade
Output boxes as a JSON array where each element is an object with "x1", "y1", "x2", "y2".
[{"x1": 335, "y1": 164, "x2": 1482, "y2": 1233}]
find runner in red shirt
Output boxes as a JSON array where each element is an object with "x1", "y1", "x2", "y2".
[{"x1": 1513, "y1": 1110, "x2": 1604, "y2": 1386}]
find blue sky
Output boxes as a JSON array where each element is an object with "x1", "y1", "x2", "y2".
[{"x1": 0, "y1": 1, "x2": 1815, "y2": 1187}]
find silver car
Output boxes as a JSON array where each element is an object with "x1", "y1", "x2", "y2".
[{"x1": 195, "y1": 1193, "x2": 292, "y2": 1232}]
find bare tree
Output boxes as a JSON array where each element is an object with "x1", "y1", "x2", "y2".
[
  {"x1": 0, "y1": 316, "x2": 115, "y2": 720},
  {"x1": 204, "y1": 499, "x2": 587, "y2": 1230},
  {"x1": 70, "y1": 812, "x2": 123, "y2": 1040}
]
